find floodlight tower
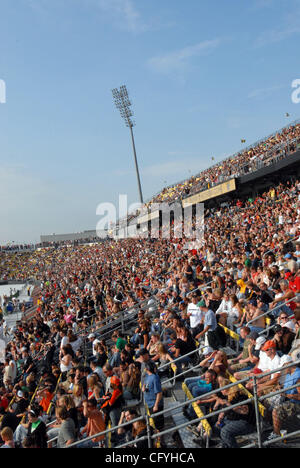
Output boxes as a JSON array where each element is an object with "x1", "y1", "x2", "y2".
[{"x1": 112, "y1": 85, "x2": 144, "y2": 205}]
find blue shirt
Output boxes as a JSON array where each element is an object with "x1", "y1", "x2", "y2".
[
  {"x1": 143, "y1": 373, "x2": 162, "y2": 408},
  {"x1": 204, "y1": 309, "x2": 217, "y2": 331},
  {"x1": 283, "y1": 367, "x2": 300, "y2": 404}
]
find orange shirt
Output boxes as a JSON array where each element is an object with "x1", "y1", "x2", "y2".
[
  {"x1": 83, "y1": 409, "x2": 106, "y2": 442},
  {"x1": 40, "y1": 390, "x2": 54, "y2": 413}
]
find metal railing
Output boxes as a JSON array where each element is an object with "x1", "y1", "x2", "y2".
[
  {"x1": 149, "y1": 359, "x2": 300, "y2": 449},
  {"x1": 262, "y1": 234, "x2": 300, "y2": 258},
  {"x1": 246, "y1": 296, "x2": 296, "y2": 328},
  {"x1": 61, "y1": 359, "x2": 300, "y2": 449}
]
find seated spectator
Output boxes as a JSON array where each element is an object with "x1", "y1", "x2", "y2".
[
  {"x1": 87, "y1": 374, "x2": 104, "y2": 404},
  {"x1": 78, "y1": 398, "x2": 106, "y2": 448},
  {"x1": 26, "y1": 406, "x2": 48, "y2": 449},
  {"x1": 112, "y1": 331, "x2": 127, "y2": 352},
  {"x1": 169, "y1": 328, "x2": 196, "y2": 374},
  {"x1": 210, "y1": 378, "x2": 256, "y2": 448},
  {"x1": 246, "y1": 340, "x2": 281, "y2": 395},
  {"x1": 89, "y1": 360, "x2": 106, "y2": 387},
  {"x1": 199, "y1": 350, "x2": 228, "y2": 377},
  {"x1": 0, "y1": 389, "x2": 9, "y2": 412},
  {"x1": 120, "y1": 362, "x2": 140, "y2": 401},
  {"x1": 184, "y1": 368, "x2": 218, "y2": 402},
  {"x1": 60, "y1": 369, "x2": 76, "y2": 394},
  {"x1": 241, "y1": 302, "x2": 266, "y2": 334},
  {"x1": 36, "y1": 383, "x2": 55, "y2": 414},
  {"x1": 12, "y1": 390, "x2": 30, "y2": 424},
  {"x1": 100, "y1": 375, "x2": 124, "y2": 428},
  {"x1": 215, "y1": 291, "x2": 234, "y2": 327},
  {"x1": 277, "y1": 311, "x2": 296, "y2": 333},
  {"x1": 116, "y1": 408, "x2": 139, "y2": 446},
  {"x1": 67, "y1": 330, "x2": 82, "y2": 355},
  {"x1": 228, "y1": 327, "x2": 253, "y2": 373},
  {"x1": 131, "y1": 417, "x2": 152, "y2": 448},
  {"x1": 272, "y1": 324, "x2": 295, "y2": 355},
  {"x1": 147, "y1": 333, "x2": 162, "y2": 358},
  {"x1": 0, "y1": 426, "x2": 15, "y2": 448},
  {"x1": 233, "y1": 335, "x2": 266, "y2": 380},
  {"x1": 268, "y1": 360, "x2": 300, "y2": 441},
  {"x1": 56, "y1": 406, "x2": 77, "y2": 448},
  {"x1": 93, "y1": 343, "x2": 108, "y2": 367},
  {"x1": 153, "y1": 344, "x2": 175, "y2": 377},
  {"x1": 108, "y1": 345, "x2": 121, "y2": 369},
  {"x1": 269, "y1": 279, "x2": 296, "y2": 318}
]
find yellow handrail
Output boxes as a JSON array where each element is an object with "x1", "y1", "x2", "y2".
[
  {"x1": 47, "y1": 373, "x2": 63, "y2": 415},
  {"x1": 21, "y1": 377, "x2": 42, "y2": 424},
  {"x1": 145, "y1": 403, "x2": 161, "y2": 448},
  {"x1": 219, "y1": 324, "x2": 240, "y2": 341},
  {"x1": 0, "y1": 395, "x2": 16, "y2": 424},
  {"x1": 182, "y1": 382, "x2": 212, "y2": 437},
  {"x1": 226, "y1": 371, "x2": 266, "y2": 417}
]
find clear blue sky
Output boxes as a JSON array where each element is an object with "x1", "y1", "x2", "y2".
[{"x1": 0, "y1": 0, "x2": 299, "y2": 243}]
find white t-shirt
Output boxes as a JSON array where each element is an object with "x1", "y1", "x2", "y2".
[
  {"x1": 258, "y1": 351, "x2": 269, "y2": 372},
  {"x1": 187, "y1": 303, "x2": 203, "y2": 329},
  {"x1": 265, "y1": 354, "x2": 281, "y2": 379},
  {"x1": 69, "y1": 337, "x2": 82, "y2": 354},
  {"x1": 283, "y1": 320, "x2": 296, "y2": 332},
  {"x1": 216, "y1": 299, "x2": 233, "y2": 316}
]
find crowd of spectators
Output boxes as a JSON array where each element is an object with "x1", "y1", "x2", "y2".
[
  {"x1": 144, "y1": 122, "x2": 300, "y2": 207},
  {"x1": 0, "y1": 161, "x2": 299, "y2": 447}
]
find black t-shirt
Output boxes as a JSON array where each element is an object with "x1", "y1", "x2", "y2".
[
  {"x1": 175, "y1": 337, "x2": 196, "y2": 356},
  {"x1": 27, "y1": 420, "x2": 48, "y2": 449},
  {"x1": 0, "y1": 412, "x2": 19, "y2": 432},
  {"x1": 14, "y1": 398, "x2": 30, "y2": 420},
  {"x1": 23, "y1": 356, "x2": 34, "y2": 373},
  {"x1": 134, "y1": 428, "x2": 152, "y2": 449},
  {"x1": 226, "y1": 393, "x2": 255, "y2": 425},
  {"x1": 258, "y1": 290, "x2": 273, "y2": 304},
  {"x1": 208, "y1": 299, "x2": 221, "y2": 313},
  {"x1": 68, "y1": 407, "x2": 79, "y2": 429}
]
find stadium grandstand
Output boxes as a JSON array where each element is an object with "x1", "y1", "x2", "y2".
[{"x1": 0, "y1": 121, "x2": 299, "y2": 450}]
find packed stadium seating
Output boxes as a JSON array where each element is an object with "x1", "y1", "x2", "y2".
[{"x1": 0, "y1": 122, "x2": 299, "y2": 449}]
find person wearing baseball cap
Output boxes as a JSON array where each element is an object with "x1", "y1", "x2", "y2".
[
  {"x1": 246, "y1": 340, "x2": 281, "y2": 395},
  {"x1": 233, "y1": 333, "x2": 265, "y2": 380},
  {"x1": 228, "y1": 327, "x2": 253, "y2": 374},
  {"x1": 100, "y1": 374, "x2": 124, "y2": 428},
  {"x1": 10, "y1": 389, "x2": 30, "y2": 425},
  {"x1": 262, "y1": 340, "x2": 277, "y2": 352},
  {"x1": 143, "y1": 360, "x2": 164, "y2": 432},
  {"x1": 255, "y1": 335, "x2": 266, "y2": 351},
  {"x1": 88, "y1": 333, "x2": 101, "y2": 356}
]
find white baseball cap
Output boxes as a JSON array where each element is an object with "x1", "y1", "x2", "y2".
[{"x1": 255, "y1": 336, "x2": 266, "y2": 350}]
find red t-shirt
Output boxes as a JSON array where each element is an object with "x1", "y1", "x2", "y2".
[
  {"x1": 289, "y1": 277, "x2": 300, "y2": 294},
  {"x1": 0, "y1": 397, "x2": 9, "y2": 410}
]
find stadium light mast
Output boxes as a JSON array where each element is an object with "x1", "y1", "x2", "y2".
[{"x1": 112, "y1": 85, "x2": 144, "y2": 205}]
